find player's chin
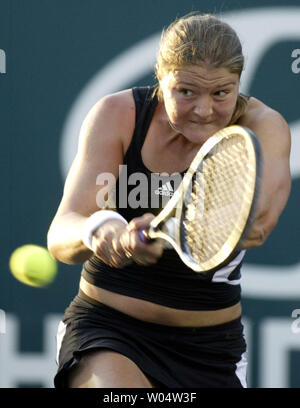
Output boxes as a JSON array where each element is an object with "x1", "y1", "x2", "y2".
[{"x1": 182, "y1": 125, "x2": 216, "y2": 144}]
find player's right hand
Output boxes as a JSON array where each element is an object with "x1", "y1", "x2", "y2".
[
  {"x1": 91, "y1": 214, "x2": 164, "y2": 268},
  {"x1": 91, "y1": 219, "x2": 132, "y2": 268}
]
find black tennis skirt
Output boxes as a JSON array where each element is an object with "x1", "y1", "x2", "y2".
[{"x1": 54, "y1": 291, "x2": 247, "y2": 388}]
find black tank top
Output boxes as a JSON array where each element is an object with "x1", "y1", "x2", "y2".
[{"x1": 82, "y1": 86, "x2": 244, "y2": 310}]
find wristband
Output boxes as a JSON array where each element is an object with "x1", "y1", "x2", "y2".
[{"x1": 82, "y1": 210, "x2": 128, "y2": 251}]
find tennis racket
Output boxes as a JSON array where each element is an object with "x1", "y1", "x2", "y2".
[{"x1": 139, "y1": 125, "x2": 261, "y2": 272}]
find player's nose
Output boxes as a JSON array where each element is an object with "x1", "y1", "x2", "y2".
[{"x1": 193, "y1": 96, "x2": 213, "y2": 119}]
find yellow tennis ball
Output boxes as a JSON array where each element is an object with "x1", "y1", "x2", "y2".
[{"x1": 9, "y1": 245, "x2": 57, "y2": 287}]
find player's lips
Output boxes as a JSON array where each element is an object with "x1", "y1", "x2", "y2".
[{"x1": 189, "y1": 120, "x2": 212, "y2": 125}]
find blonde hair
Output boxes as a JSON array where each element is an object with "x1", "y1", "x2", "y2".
[{"x1": 155, "y1": 13, "x2": 248, "y2": 123}]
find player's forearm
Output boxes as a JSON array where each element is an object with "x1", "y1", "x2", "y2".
[
  {"x1": 239, "y1": 210, "x2": 275, "y2": 249},
  {"x1": 47, "y1": 212, "x2": 92, "y2": 264},
  {"x1": 240, "y1": 180, "x2": 291, "y2": 249}
]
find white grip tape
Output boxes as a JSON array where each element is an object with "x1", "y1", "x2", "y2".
[{"x1": 82, "y1": 210, "x2": 128, "y2": 251}]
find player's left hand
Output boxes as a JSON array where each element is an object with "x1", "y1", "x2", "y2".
[{"x1": 119, "y1": 213, "x2": 165, "y2": 266}]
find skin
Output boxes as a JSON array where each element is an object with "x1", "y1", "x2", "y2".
[
  {"x1": 47, "y1": 63, "x2": 291, "y2": 387},
  {"x1": 159, "y1": 65, "x2": 240, "y2": 144}
]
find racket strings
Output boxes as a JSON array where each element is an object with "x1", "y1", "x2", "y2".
[{"x1": 183, "y1": 135, "x2": 255, "y2": 266}]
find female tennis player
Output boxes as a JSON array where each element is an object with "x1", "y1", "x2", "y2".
[{"x1": 48, "y1": 13, "x2": 291, "y2": 388}]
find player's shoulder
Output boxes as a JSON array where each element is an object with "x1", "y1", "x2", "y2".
[
  {"x1": 101, "y1": 88, "x2": 135, "y2": 110},
  {"x1": 240, "y1": 96, "x2": 288, "y2": 130},
  {"x1": 87, "y1": 88, "x2": 135, "y2": 121},
  {"x1": 77, "y1": 89, "x2": 136, "y2": 153},
  {"x1": 239, "y1": 96, "x2": 291, "y2": 154},
  {"x1": 81, "y1": 89, "x2": 135, "y2": 137}
]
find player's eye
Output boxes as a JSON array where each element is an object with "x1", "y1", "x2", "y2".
[
  {"x1": 178, "y1": 88, "x2": 193, "y2": 97},
  {"x1": 214, "y1": 90, "x2": 228, "y2": 98}
]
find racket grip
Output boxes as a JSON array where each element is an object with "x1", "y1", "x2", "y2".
[{"x1": 138, "y1": 227, "x2": 155, "y2": 244}]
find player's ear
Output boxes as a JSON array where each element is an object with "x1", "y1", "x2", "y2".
[
  {"x1": 154, "y1": 64, "x2": 160, "y2": 80},
  {"x1": 155, "y1": 64, "x2": 164, "y2": 81}
]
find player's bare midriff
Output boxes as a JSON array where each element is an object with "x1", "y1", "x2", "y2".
[{"x1": 79, "y1": 276, "x2": 241, "y2": 327}]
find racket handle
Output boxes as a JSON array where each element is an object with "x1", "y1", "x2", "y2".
[{"x1": 138, "y1": 227, "x2": 155, "y2": 244}]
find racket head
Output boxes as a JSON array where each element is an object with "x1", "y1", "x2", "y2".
[{"x1": 174, "y1": 125, "x2": 261, "y2": 272}]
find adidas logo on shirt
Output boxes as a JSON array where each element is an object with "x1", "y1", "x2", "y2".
[{"x1": 154, "y1": 181, "x2": 174, "y2": 197}]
